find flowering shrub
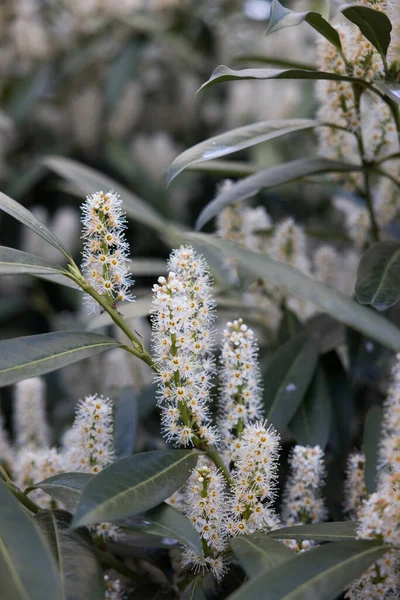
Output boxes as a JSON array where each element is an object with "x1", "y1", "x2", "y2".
[{"x1": 0, "y1": 1, "x2": 399, "y2": 599}]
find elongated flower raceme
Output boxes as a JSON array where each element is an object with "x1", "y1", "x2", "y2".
[
  {"x1": 183, "y1": 463, "x2": 229, "y2": 581},
  {"x1": 343, "y1": 452, "x2": 367, "y2": 520},
  {"x1": 81, "y1": 190, "x2": 134, "y2": 313},
  {"x1": 218, "y1": 319, "x2": 263, "y2": 462},
  {"x1": 13, "y1": 447, "x2": 66, "y2": 509},
  {"x1": 151, "y1": 246, "x2": 217, "y2": 447},
  {"x1": 14, "y1": 377, "x2": 49, "y2": 449}
]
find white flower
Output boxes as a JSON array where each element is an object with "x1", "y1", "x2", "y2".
[
  {"x1": 313, "y1": 246, "x2": 339, "y2": 287},
  {"x1": 81, "y1": 190, "x2": 134, "y2": 313},
  {"x1": 344, "y1": 452, "x2": 367, "y2": 519},
  {"x1": 13, "y1": 447, "x2": 66, "y2": 509},
  {"x1": 0, "y1": 408, "x2": 13, "y2": 467},
  {"x1": 14, "y1": 377, "x2": 49, "y2": 449},
  {"x1": 104, "y1": 574, "x2": 123, "y2": 599}
]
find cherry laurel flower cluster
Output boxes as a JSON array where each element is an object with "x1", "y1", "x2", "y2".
[
  {"x1": 344, "y1": 452, "x2": 367, "y2": 520},
  {"x1": 346, "y1": 354, "x2": 400, "y2": 599},
  {"x1": 81, "y1": 190, "x2": 134, "y2": 313},
  {"x1": 151, "y1": 246, "x2": 217, "y2": 447}
]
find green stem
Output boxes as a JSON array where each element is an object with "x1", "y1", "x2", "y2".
[
  {"x1": 206, "y1": 445, "x2": 233, "y2": 488},
  {"x1": 12, "y1": 486, "x2": 40, "y2": 514}
]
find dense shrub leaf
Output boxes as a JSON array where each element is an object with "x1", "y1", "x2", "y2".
[
  {"x1": 115, "y1": 387, "x2": 138, "y2": 459},
  {"x1": 342, "y1": 5, "x2": 392, "y2": 58},
  {"x1": 0, "y1": 331, "x2": 119, "y2": 388},
  {"x1": 181, "y1": 577, "x2": 206, "y2": 600},
  {"x1": 0, "y1": 479, "x2": 62, "y2": 600},
  {"x1": 138, "y1": 503, "x2": 202, "y2": 554},
  {"x1": 364, "y1": 404, "x2": 383, "y2": 495},
  {"x1": 187, "y1": 160, "x2": 257, "y2": 177},
  {"x1": 267, "y1": 0, "x2": 342, "y2": 52},
  {"x1": 167, "y1": 119, "x2": 317, "y2": 184},
  {"x1": 263, "y1": 332, "x2": 319, "y2": 432},
  {"x1": 35, "y1": 510, "x2": 104, "y2": 600},
  {"x1": 0, "y1": 191, "x2": 71, "y2": 261},
  {"x1": 355, "y1": 241, "x2": 400, "y2": 311},
  {"x1": 185, "y1": 234, "x2": 400, "y2": 352},
  {"x1": 195, "y1": 158, "x2": 361, "y2": 230},
  {"x1": 290, "y1": 364, "x2": 331, "y2": 449},
  {"x1": 0, "y1": 246, "x2": 65, "y2": 277},
  {"x1": 227, "y1": 540, "x2": 388, "y2": 600},
  {"x1": 28, "y1": 473, "x2": 94, "y2": 512},
  {"x1": 72, "y1": 450, "x2": 198, "y2": 528},
  {"x1": 268, "y1": 521, "x2": 358, "y2": 542},
  {"x1": 230, "y1": 533, "x2": 294, "y2": 578}
]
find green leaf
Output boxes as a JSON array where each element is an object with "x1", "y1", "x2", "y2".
[
  {"x1": 364, "y1": 404, "x2": 383, "y2": 495},
  {"x1": 167, "y1": 120, "x2": 317, "y2": 185},
  {"x1": 226, "y1": 540, "x2": 388, "y2": 600},
  {"x1": 195, "y1": 158, "x2": 361, "y2": 230},
  {"x1": 230, "y1": 533, "x2": 294, "y2": 578},
  {"x1": 263, "y1": 332, "x2": 319, "y2": 432},
  {"x1": 72, "y1": 450, "x2": 198, "y2": 528},
  {"x1": 342, "y1": 5, "x2": 392, "y2": 58},
  {"x1": 375, "y1": 81, "x2": 400, "y2": 105},
  {"x1": 140, "y1": 503, "x2": 202, "y2": 554},
  {"x1": 0, "y1": 478, "x2": 62, "y2": 600},
  {"x1": 289, "y1": 364, "x2": 331, "y2": 449},
  {"x1": 234, "y1": 55, "x2": 316, "y2": 70},
  {"x1": 0, "y1": 331, "x2": 119, "y2": 388},
  {"x1": 187, "y1": 160, "x2": 257, "y2": 177},
  {"x1": 0, "y1": 246, "x2": 66, "y2": 277},
  {"x1": 28, "y1": 473, "x2": 93, "y2": 512},
  {"x1": 198, "y1": 66, "x2": 369, "y2": 93},
  {"x1": 268, "y1": 521, "x2": 358, "y2": 542},
  {"x1": 185, "y1": 234, "x2": 400, "y2": 353},
  {"x1": 0, "y1": 191, "x2": 71, "y2": 261},
  {"x1": 115, "y1": 387, "x2": 138, "y2": 459},
  {"x1": 267, "y1": 0, "x2": 342, "y2": 53},
  {"x1": 35, "y1": 510, "x2": 104, "y2": 600},
  {"x1": 181, "y1": 577, "x2": 206, "y2": 600},
  {"x1": 43, "y1": 156, "x2": 178, "y2": 239},
  {"x1": 355, "y1": 241, "x2": 400, "y2": 311}
]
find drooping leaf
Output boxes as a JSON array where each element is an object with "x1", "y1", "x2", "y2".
[
  {"x1": 355, "y1": 241, "x2": 400, "y2": 311},
  {"x1": 375, "y1": 81, "x2": 400, "y2": 106},
  {"x1": 267, "y1": 0, "x2": 342, "y2": 52},
  {"x1": 195, "y1": 158, "x2": 361, "y2": 230},
  {"x1": 43, "y1": 156, "x2": 178, "y2": 239},
  {"x1": 167, "y1": 119, "x2": 317, "y2": 184},
  {"x1": 187, "y1": 160, "x2": 257, "y2": 178},
  {"x1": 346, "y1": 328, "x2": 391, "y2": 387},
  {"x1": 185, "y1": 234, "x2": 400, "y2": 352},
  {"x1": 0, "y1": 478, "x2": 62, "y2": 600},
  {"x1": 289, "y1": 364, "x2": 331, "y2": 449},
  {"x1": 0, "y1": 191, "x2": 71, "y2": 260},
  {"x1": 322, "y1": 351, "x2": 353, "y2": 457},
  {"x1": 234, "y1": 55, "x2": 316, "y2": 71},
  {"x1": 268, "y1": 521, "x2": 358, "y2": 542},
  {"x1": 342, "y1": 5, "x2": 392, "y2": 58},
  {"x1": 0, "y1": 331, "x2": 119, "y2": 388},
  {"x1": 364, "y1": 404, "x2": 383, "y2": 495},
  {"x1": 28, "y1": 473, "x2": 94, "y2": 512},
  {"x1": 263, "y1": 332, "x2": 319, "y2": 432},
  {"x1": 115, "y1": 387, "x2": 138, "y2": 459},
  {"x1": 226, "y1": 540, "x2": 388, "y2": 600},
  {"x1": 230, "y1": 533, "x2": 294, "y2": 578},
  {"x1": 0, "y1": 246, "x2": 66, "y2": 277},
  {"x1": 181, "y1": 577, "x2": 206, "y2": 600},
  {"x1": 72, "y1": 450, "x2": 198, "y2": 528},
  {"x1": 139, "y1": 503, "x2": 202, "y2": 554},
  {"x1": 198, "y1": 65, "x2": 370, "y2": 93},
  {"x1": 35, "y1": 510, "x2": 104, "y2": 600}
]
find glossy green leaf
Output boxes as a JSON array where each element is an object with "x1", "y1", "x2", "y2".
[
  {"x1": 290, "y1": 364, "x2": 331, "y2": 449},
  {"x1": 28, "y1": 473, "x2": 93, "y2": 512},
  {"x1": 268, "y1": 521, "x2": 358, "y2": 542},
  {"x1": 263, "y1": 332, "x2": 319, "y2": 432},
  {"x1": 198, "y1": 65, "x2": 369, "y2": 93},
  {"x1": 375, "y1": 81, "x2": 400, "y2": 105},
  {"x1": 185, "y1": 234, "x2": 400, "y2": 352},
  {"x1": 140, "y1": 503, "x2": 202, "y2": 554},
  {"x1": 0, "y1": 246, "x2": 65, "y2": 277},
  {"x1": 355, "y1": 241, "x2": 400, "y2": 311},
  {"x1": 115, "y1": 387, "x2": 138, "y2": 459},
  {"x1": 0, "y1": 331, "x2": 119, "y2": 388},
  {"x1": 0, "y1": 191, "x2": 71, "y2": 261},
  {"x1": 364, "y1": 404, "x2": 383, "y2": 495},
  {"x1": 342, "y1": 5, "x2": 392, "y2": 58},
  {"x1": 234, "y1": 54, "x2": 316, "y2": 70},
  {"x1": 187, "y1": 160, "x2": 257, "y2": 178},
  {"x1": 167, "y1": 119, "x2": 317, "y2": 185},
  {"x1": 230, "y1": 533, "x2": 294, "y2": 578},
  {"x1": 195, "y1": 158, "x2": 361, "y2": 230},
  {"x1": 181, "y1": 577, "x2": 206, "y2": 600},
  {"x1": 267, "y1": 0, "x2": 342, "y2": 52},
  {"x1": 0, "y1": 478, "x2": 62, "y2": 600},
  {"x1": 43, "y1": 156, "x2": 176, "y2": 238},
  {"x1": 72, "y1": 450, "x2": 198, "y2": 528},
  {"x1": 35, "y1": 510, "x2": 104, "y2": 600},
  {"x1": 227, "y1": 540, "x2": 388, "y2": 600}
]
